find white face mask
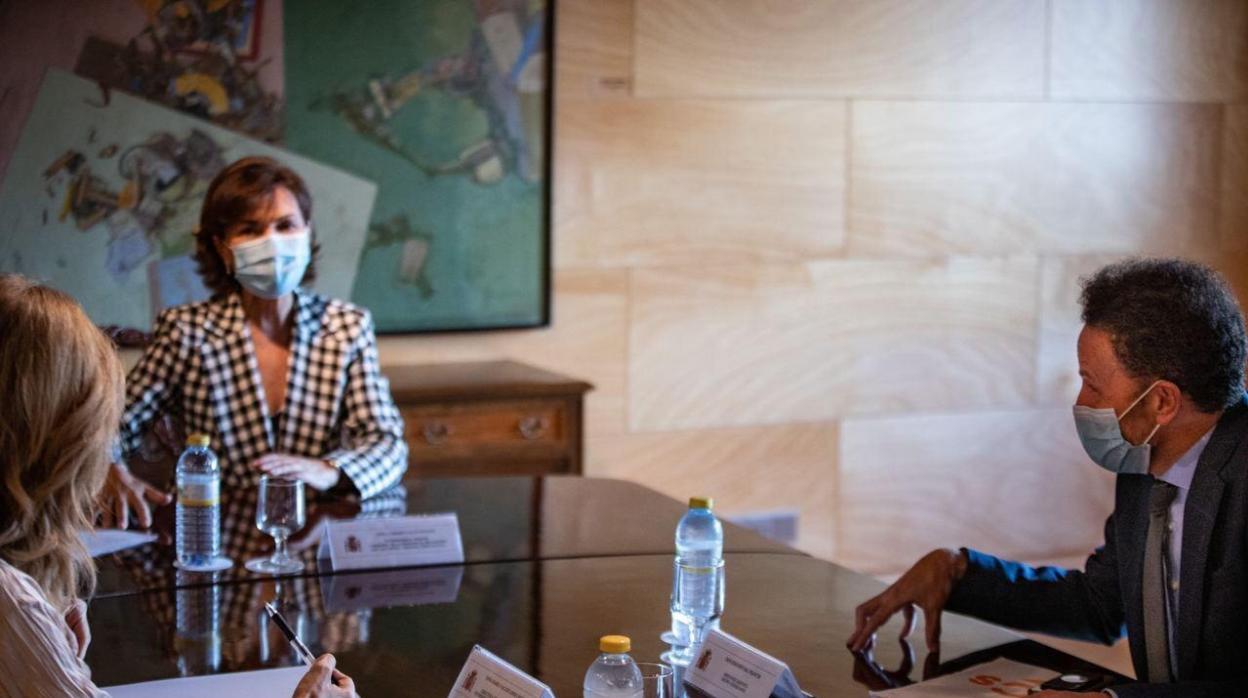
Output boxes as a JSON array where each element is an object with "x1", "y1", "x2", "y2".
[
  {"x1": 229, "y1": 231, "x2": 310, "y2": 299},
  {"x1": 1072, "y1": 380, "x2": 1163, "y2": 475}
]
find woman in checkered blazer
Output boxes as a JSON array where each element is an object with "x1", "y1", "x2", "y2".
[{"x1": 100, "y1": 157, "x2": 408, "y2": 531}]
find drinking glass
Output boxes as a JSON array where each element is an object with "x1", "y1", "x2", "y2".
[
  {"x1": 637, "y1": 663, "x2": 674, "y2": 698},
  {"x1": 245, "y1": 476, "x2": 305, "y2": 575}
]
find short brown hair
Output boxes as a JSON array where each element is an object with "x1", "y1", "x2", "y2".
[
  {"x1": 193, "y1": 156, "x2": 320, "y2": 299},
  {"x1": 0, "y1": 274, "x2": 124, "y2": 610}
]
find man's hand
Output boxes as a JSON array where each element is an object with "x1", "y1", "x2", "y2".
[
  {"x1": 847, "y1": 548, "x2": 968, "y2": 653},
  {"x1": 1030, "y1": 692, "x2": 1084, "y2": 697},
  {"x1": 97, "y1": 462, "x2": 172, "y2": 529},
  {"x1": 252, "y1": 454, "x2": 342, "y2": 491},
  {"x1": 292, "y1": 654, "x2": 357, "y2": 698},
  {"x1": 64, "y1": 599, "x2": 90, "y2": 660}
]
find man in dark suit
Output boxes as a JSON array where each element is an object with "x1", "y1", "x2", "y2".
[{"x1": 846, "y1": 258, "x2": 1248, "y2": 697}]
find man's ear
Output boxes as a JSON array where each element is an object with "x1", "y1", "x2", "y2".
[{"x1": 1153, "y1": 380, "x2": 1183, "y2": 426}]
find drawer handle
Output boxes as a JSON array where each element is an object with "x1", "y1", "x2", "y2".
[
  {"x1": 517, "y1": 415, "x2": 549, "y2": 440},
  {"x1": 422, "y1": 421, "x2": 451, "y2": 445}
]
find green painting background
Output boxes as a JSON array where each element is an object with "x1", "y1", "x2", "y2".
[{"x1": 284, "y1": 0, "x2": 548, "y2": 332}]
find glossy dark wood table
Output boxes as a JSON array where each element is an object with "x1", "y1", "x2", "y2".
[
  {"x1": 86, "y1": 477, "x2": 1119, "y2": 695},
  {"x1": 86, "y1": 553, "x2": 1118, "y2": 696},
  {"x1": 95, "y1": 477, "x2": 794, "y2": 597}
]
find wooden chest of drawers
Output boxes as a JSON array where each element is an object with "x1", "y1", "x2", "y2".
[{"x1": 383, "y1": 360, "x2": 592, "y2": 479}]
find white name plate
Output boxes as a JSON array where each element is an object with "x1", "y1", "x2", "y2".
[
  {"x1": 320, "y1": 513, "x2": 464, "y2": 571},
  {"x1": 449, "y1": 645, "x2": 553, "y2": 698},
  {"x1": 684, "y1": 628, "x2": 805, "y2": 698}
]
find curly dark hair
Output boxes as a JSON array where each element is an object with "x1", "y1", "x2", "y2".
[
  {"x1": 193, "y1": 156, "x2": 320, "y2": 299},
  {"x1": 1080, "y1": 258, "x2": 1247, "y2": 412}
]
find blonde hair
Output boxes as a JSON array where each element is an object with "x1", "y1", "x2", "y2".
[{"x1": 0, "y1": 274, "x2": 124, "y2": 611}]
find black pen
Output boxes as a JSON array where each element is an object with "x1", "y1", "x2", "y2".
[{"x1": 264, "y1": 602, "x2": 316, "y2": 666}]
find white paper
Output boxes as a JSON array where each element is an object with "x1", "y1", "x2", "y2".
[
  {"x1": 82, "y1": 529, "x2": 157, "y2": 557},
  {"x1": 104, "y1": 666, "x2": 306, "y2": 698},
  {"x1": 684, "y1": 628, "x2": 804, "y2": 698},
  {"x1": 448, "y1": 645, "x2": 553, "y2": 698},
  {"x1": 868, "y1": 658, "x2": 1052, "y2": 697},
  {"x1": 320, "y1": 513, "x2": 464, "y2": 571}
]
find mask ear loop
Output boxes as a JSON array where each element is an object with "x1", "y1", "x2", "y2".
[
  {"x1": 1118, "y1": 379, "x2": 1165, "y2": 446},
  {"x1": 1118, "y1": 379, "x2": 1163, "y2": 421},
  {"x1": 1141, "y1": 422, "x2": 1162, "y2": 446}
]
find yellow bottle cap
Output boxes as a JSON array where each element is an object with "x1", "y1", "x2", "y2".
[
  {"x1": 599, "y1": 635, "x2": 631, "y2": 653},
  {"x1": 689, "y1": 497, "x2": 713, "y2": 510},
  {"x1": 187, "y1": 434, "x2": 211, "y2": 447}
]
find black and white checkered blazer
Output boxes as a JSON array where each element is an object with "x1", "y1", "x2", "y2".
[{"x1": 119, "y1": 289, "x2": 408, "y2": 502}]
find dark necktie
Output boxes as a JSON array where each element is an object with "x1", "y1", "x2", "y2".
[{"x1": 1143, "y1": 479, "x2": 1178, "y2": 683}]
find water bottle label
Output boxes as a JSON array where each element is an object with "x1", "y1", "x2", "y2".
[
  {"x1": 179, "y1": 480, "x2": 219, "y2": 507},
  {"x1": 679, "y1": 563, "x2": 718, "y2": 575}
]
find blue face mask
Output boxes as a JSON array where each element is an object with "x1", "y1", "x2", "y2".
[
  {"x1": 1072, "y1": 380, "x2": 1162, "y2": 475},
  {"x1": 230, "y1": 231, "x2": 311, "y2": 300}
]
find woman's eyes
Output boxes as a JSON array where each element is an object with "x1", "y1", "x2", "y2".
[{"x1": 231, "y1": 221, "x2": 301, "y2": 236}]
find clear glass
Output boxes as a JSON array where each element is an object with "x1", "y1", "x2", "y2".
[
  {"x1": 245, "y1": 476, "x2": 306, "y2": 575},
  {"x1": 636, "y1": 663, "x2": 673, "y2": 698},
  {"x1": 669, "y1": 559, "x2": 725, "y2": 661}
]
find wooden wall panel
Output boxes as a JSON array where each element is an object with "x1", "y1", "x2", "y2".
[
  {"x1": 837, "y1": 409, "x2": 1116, "y2": 575},
  {"x1": 1051, "y1": 0, "x2": 1248, "y2": 102},
  {"x1": 849, "y1": 102, "x2": 1223, "y2": 257},
  {"x1": 588, "y1": 423, "x2": 838, "y2": 559},
  {"x1": 377, "y1": 270, "x2": 629, "y2": 438},
  {"x1": 1225, "y1": 105, "x2": 1248, "y2": 253},
  {"x1": 1036, "y1": 255, "x2": 1127, "y2": 406},
  {"x1": 555, "y1": 99, "x2": 846, "y2": 268},
  {"x1": 554, "y1": 0, "x2": 633, "y2": 100},
  {"x1": 633, "y1": 0, "x2": 1045, "y2": 98},
  {"x1": 629, "y1": 258, "x2": 1037, "y2": 432}
]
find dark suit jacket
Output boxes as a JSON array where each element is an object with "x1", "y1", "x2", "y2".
[{"x1": 946, "y1": 393, "x2": 1248, "y2": 697}]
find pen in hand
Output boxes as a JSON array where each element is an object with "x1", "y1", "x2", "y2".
[{"x1": 264, "y1": 601, "x2": 316, "y2": 666}]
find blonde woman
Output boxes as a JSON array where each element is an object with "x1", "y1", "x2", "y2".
[{"x1": 0, "y1": 275, "x2": 355, "y2": 698}]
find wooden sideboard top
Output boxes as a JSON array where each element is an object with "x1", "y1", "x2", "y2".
[{"x1": 383, "y1": 360, "x2": 593, "y2": 402}]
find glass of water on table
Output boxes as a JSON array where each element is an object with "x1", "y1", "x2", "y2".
[{"x1": 245, "y1": 476, "x2": 306, "y2": 575}]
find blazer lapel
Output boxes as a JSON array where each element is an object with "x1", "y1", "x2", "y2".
[
  {"x1": 202, "y1": 293, "x2": 274, "y2": 472},
  {"x1": 278, "y1": 289, "x2": 325, "y2": 454},
  {"x1": 1175, "y1": 393, "x2": 1247, "y2": 678}
]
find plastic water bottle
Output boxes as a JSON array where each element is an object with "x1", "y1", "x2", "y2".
[
  {"x1": 670, "y1": 497, "x2": 724, "y2": 655},
  {"x1": 175, "y1": 434, "x2": 227, "y2": 571},
  {"x1": 583, "y1": 635, "x2": 643, "y2": 698}
]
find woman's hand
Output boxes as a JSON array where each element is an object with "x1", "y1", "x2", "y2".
[
  {"x1": 64, "y1": 599, "x2": 90, "y2": 660},
  {"x1": 292, "y1": 654, "x2": 357, "y2": 698},
  {"x1": 97, "y1": 462, "x2": 172, "y2": 529},
  {"x1": 253, "y1": 454, "x2": 341, "y2": 491}
]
